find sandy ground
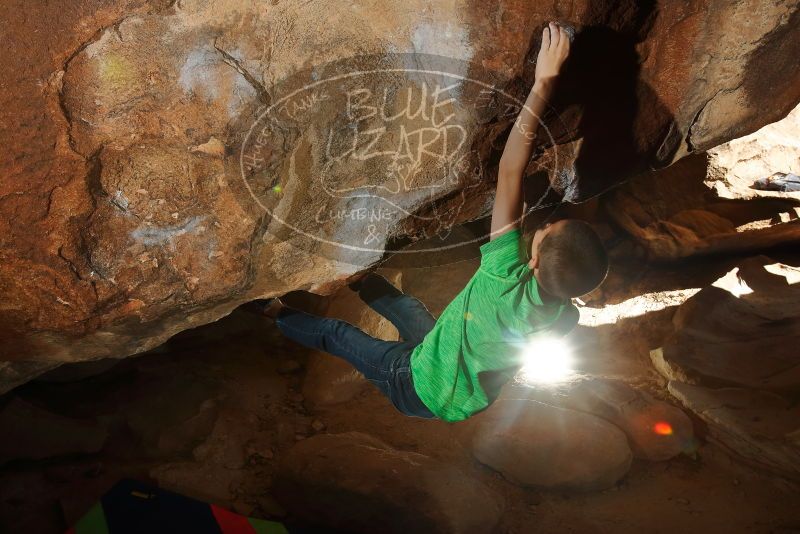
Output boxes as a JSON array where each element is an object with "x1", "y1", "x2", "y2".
[{"x1": 1, "y1": 247, "x2": 799, "y2": 533}]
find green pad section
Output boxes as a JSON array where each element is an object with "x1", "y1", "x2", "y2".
[
  {"x1": 75, "y1": 502, "x2": 110, "y2": 534},
  {"x1": 248, "y1": 517, "x2": 289, "y2": 534}
]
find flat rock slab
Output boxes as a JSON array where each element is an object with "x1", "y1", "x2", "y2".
[
  {"x1": 472, "y1": 399, "x2": 632, "y2": 491},
  {"x1": 668, "y1": 381, "x2": 800, "y2": 480},
  {"x1": 275, "y1": 431, "x2": 503, "y2": 534}
]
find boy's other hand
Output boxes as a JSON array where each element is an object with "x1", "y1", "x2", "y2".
[{"x1": 535, "y1": 22, "x2": 571, "y2": 86}]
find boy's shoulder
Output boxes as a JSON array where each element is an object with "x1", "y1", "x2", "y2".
[{"x1": 479, "y1": 229, "x2": 527, "y2": 279}]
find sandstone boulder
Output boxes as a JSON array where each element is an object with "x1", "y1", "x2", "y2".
[
  {"x1": 604, "y1": 152, "x2": 800, "y2": 261},
  {"x1": 302, "y1": 270, "x2": 402, "y2": 408},
  {"x1": 652, "y1": 256, "x2": 800, "y2": 478},
  {"x1": 302, "y1": 353, "x2": 365, "y2": 408},
  {"x1": 573, "y1": 381, "x2": 695, "y2": 462},
  {"x1": 149, "y1": 461, "x2": 241, "y2": 506},
  {"x1": 274, "y1": 431, "x2": 503, "y2": 534},
  {"x1": 119, "y1": 369, "x2": 222, "y2": 457},
  {"x1": 668, "y1": 382, "x2": 800, "y2": 480},
  {"x1": 2, "y1": 0, "x2": 799, "y2": 390},
  {"x1": 505, "y1": 377, "x2": 695, "y2": 461},
  {"x1": 472, "y1": 399, "x2": 632, "y2": 490}
]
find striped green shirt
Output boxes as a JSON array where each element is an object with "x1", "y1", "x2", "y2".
[{"x1": 410, "y1": 229, "x2": 578, "y2": 422}]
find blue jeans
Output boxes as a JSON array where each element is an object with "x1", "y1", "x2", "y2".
[{"x1": 274, "y1": 273, "x2": 436, "y2": 418}]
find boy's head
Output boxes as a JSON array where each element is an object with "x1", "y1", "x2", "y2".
[{"x1": 529, "y1": 219, "x2": 608, "y2": 299}]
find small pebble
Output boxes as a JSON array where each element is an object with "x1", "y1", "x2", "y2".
[{"x1": 311, "y1": 419, "x2": 326, "y2": 432}]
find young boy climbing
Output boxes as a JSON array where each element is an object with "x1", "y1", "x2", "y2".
[{"x1": 257, "y1": 23, "x2": 608, "y2": 422}]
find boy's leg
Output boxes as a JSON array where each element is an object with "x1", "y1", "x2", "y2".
[
  {"x1": 274, "y1": 306, "x2": 407, "y2": 390},
  {"x1": 351, "y1": 273, "x2": 436, "y2": 344},
  {"x1": 389, "y1": 356, "x2": 436, "y2": 418}
]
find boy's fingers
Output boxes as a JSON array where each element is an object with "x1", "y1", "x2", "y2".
[
  {"x1": 542, "y1": 25, "x2": 551, "y2": 50},
  {"x1": 549, "y1": 22, "x2": 560, "y2": 48},
  {"x1": 559, "y1": 27, "x2": 570, "y2": 52}
]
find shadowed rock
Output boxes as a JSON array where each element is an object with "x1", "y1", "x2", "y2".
[
  {"x1": 275, "y1": 431, "x2": 503, "y2": 534},
  {"x1": 0, "y1": 398, "x2": 108, "y2": 465}
]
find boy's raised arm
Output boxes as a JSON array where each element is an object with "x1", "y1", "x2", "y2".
[{"x1": 490, "y1": 22, "x2": 571, "y2": 239}]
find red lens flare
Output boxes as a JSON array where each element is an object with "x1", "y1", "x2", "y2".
[{"x1": 653, "y1": 421, "x2": 673, "y2": 436}]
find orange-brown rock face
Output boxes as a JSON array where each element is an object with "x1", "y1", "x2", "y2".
[{"x1": 1, "y1": 0, "x2": 799, "y2": 391}]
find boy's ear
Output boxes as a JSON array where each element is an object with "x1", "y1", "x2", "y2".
[{"x1": 529, "y1": 255, "x2": 539, "y2": 269}]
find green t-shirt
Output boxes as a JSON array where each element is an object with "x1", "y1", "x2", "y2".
[{"x1": 409, "y1": 229, "x2": 579, "y2": 422}]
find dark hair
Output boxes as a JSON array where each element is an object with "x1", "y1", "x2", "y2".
[{"x1": 537, "y1": 220, "x2": 608, "y2": 298}]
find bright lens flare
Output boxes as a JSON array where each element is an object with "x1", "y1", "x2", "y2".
[
  {"x1": 653, "y1": 421, "x2": 673, "y2": 436},
  {"x1": 520, "y1": 337, "x2": 574, "y2": 384}
]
